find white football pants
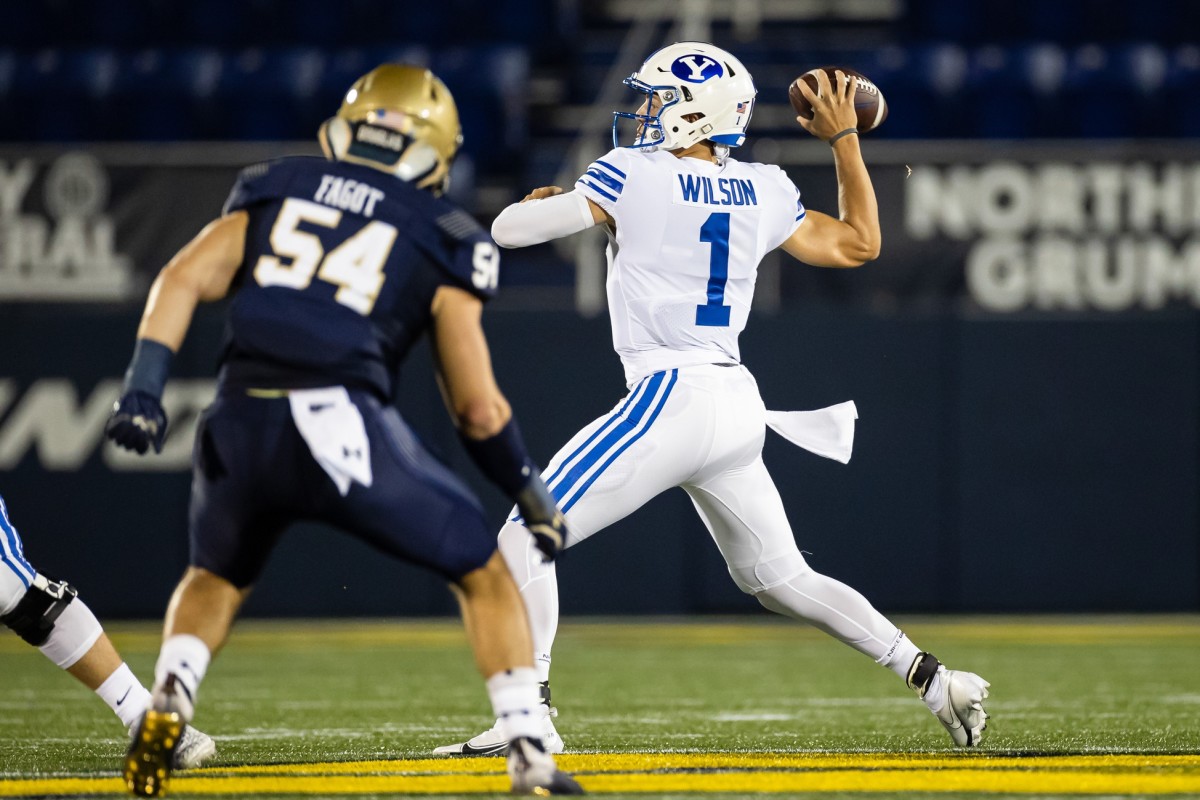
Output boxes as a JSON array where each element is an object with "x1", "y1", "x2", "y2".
[{"x1": 499, "y1": 363, "x2": 919, "y2": 681}]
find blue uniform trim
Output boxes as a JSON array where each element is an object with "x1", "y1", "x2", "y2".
[
  {"x1": 540, "y1": 375, "x2": 653, "y2": 492},
  {"x1": 795, "y1": 209, "x2": 807, "y2": 222},
  {"x1": 0, "y1": 495, "x2": 35, "y2": 587},
  {"x1": 594, "y1": 159, "x2": 627, "y2": 179},
  {"x1": 584, "y1": 167, "x2": 624, "y2": 194},
  {"x1": 579, "y1": 179, "x2": 618, "y2": 202},
  {"x1": 509, "y1": 375, "x2": 655, "y2": 525},
  {"x1": 559, "y1": 369, "x2": 678, "y2": 513}
]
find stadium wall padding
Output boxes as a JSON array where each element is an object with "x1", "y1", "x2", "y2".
[{"x1": 1, "y1": 306, "x2": 1195, "y2": 617}]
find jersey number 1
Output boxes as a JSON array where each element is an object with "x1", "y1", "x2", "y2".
[{"x1": 696, "y1": 212, "x2": 731, "y2": 327}]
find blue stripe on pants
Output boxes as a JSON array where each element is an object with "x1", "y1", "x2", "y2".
[
  {"x1": 0, "y1": 494, "x2": 35, "y2": 587},
  {"x1": 547, "y1": 371, "x2": 666, "y2": 504},
  {"x1": 541, "y1": 374, "x2": 653, "y2": 494}
]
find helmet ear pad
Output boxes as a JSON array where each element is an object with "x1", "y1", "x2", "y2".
[{"x1": 318, "y1": 117, "x2": 353, "y2": 162}]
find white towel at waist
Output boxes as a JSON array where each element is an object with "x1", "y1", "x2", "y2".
[
  {"x1": 764, "y1": 400, "x2": 858, "y2": 464},
  {"x1": 288, "y1": 387, "x2": 374, "y2": 496}
]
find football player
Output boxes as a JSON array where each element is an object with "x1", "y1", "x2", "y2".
[
  {"x1": 1, "y1": 492, "x2": 215, "y2": 768},
  {"x1": 105, "y1": 65, "x2": 581, "y2": 797},
  {"x1": 436, "y1": 42, "x2": 990, "y2": 755}
]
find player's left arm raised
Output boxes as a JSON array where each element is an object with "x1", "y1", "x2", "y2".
[
  {"x1": 781, "y1": 69, "x2": 881, "y2": 268},
  {"x1": 105, "y1": 212, "x2": 247, "y2": 454}
]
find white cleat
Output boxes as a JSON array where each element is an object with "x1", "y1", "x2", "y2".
[
  {"x1": 173, "y1": 725, "x2": 217, "y2": 769},
  {"x1": 932, "y1": 667, "x2": 990, "y2": 747},
  {"x1": 908, "y1": 652, "x2": 990, "y2": 747},
  {"x1": 507, "y1": 736, "x2": 583, "y2": 795},
  {"x1": 433, "y1": 705, "x2": 563, "y2": 756}
]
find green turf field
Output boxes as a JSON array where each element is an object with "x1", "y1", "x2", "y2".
[{"x1": 2, "y1": 616, "x2": 1199, "y2": 798}]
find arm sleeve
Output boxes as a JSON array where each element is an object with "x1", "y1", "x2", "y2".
[{"x1": 490, "y1": 191, "x2": 596, "y2": 249}]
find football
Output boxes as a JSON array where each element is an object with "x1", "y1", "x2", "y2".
[{"x1": 788, "y1": 67, "x2": 888, "y2": 133}]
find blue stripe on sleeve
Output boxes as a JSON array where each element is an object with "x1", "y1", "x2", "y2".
[
  {"x1": 579, "y1": 179, "x2": 618, "y2": 203},
  {"x1": 594, "y1": 159, "x2": 627, "y2": 179},
  {"x1": 584, "y1": 167, "x2": 624, "y2": 194}
]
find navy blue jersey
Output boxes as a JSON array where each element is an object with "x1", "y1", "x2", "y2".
[{"x1": 218, "y1": 156, "x2": 499, "y2": 400}]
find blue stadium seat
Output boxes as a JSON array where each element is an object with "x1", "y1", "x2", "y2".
[
  {"x1": 1165, "y1": 46, "x2": 1200, "y2": 137},
  {"x1": 1059, "y1": 44, "x2": 1145, "y2": 138},
  {"x1": 217, "y1": 48, "x2": 326, "y2": 140}
]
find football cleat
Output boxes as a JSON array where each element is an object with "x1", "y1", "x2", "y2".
[
  {"x1": 124, "y1": 709, "x2": 183, "y2": 797},
  {"x1": 127, "y1": 723, "x2": 216, "y2": 771},
  {"x1": 507, "y1": 736, "x2": 584, "y2": 795},
  {"x1": 908, "y1": 652, "x2": 990, "y2": 747},
  {"x1": 433, "y1": 705, "x2": 563, "y2": 756},
  {"x1": 172, "y1": 724, "x2": 217, "y2": 769},
  {"x1": 122, "y1": 673, "x2": 196, "y2": 797}
]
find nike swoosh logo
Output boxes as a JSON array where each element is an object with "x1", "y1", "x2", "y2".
[
  {"x1": 458, "y1": 740, "x2": 510, "y2": 756},
  {"x1": 116, "y1": 687, "x2": 132, "y2": 706}
]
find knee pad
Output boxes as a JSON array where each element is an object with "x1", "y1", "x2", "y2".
[
  {"x1": 1, "y1": 574, "x2": 78, "y2": 646},
  {"x1": 40, "y1": 593, "x2": 104, "y2": 668},
  {"x1": 729, "y1": 549, "x2": 811, "y2": 595}
]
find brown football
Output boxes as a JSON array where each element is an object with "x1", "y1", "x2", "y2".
[{"x1": 788, "y1": 66, "x2": 888, "y2": 133}]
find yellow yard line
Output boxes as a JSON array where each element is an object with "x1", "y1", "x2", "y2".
[
  {"x1": 3, "y1": 617, "x2": 1199, "y2": 655},
  {"x1": 4, "y1": 753, "x2": 1200, "y2": 796}
]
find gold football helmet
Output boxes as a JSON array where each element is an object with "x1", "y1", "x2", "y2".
[{"x1": 318, "y1": 64, "x2": 463, "y2": 195}]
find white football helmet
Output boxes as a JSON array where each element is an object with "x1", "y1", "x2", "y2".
[{"x1": 613, "y1": 42, "x2": 757, "y2": 151}]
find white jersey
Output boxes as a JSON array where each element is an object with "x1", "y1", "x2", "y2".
[{"x1": 575, "y1": 147, "x2": 805, "y2": 386}]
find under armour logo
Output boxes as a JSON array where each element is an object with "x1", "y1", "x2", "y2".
[
  {"x1": 671, "y1": 55, "x2": 723, "y2": 83},
  {"x1": 343, "y1": 446, "x2": 363, "y2": 459}
]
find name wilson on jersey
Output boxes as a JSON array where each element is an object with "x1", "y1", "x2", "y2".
[{"x1": 673, "y1": 175, "x2": 759, "y2": 208}]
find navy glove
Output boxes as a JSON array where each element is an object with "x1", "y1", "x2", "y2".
[
  {"x1": 515, "y1": 478, "x2": 568, "y2": 563},
  {"x1": 105, "y1": 391, "x2": 169, "y2": 455}
]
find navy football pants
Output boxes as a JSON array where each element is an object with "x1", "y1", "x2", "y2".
[{"x1": 188, "y1": 390, "x2": 496, "y2": 588}]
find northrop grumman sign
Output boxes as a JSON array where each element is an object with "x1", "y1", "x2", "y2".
[{"x1": 906, "y1": 161, "x2": 1200, "y2": 312}]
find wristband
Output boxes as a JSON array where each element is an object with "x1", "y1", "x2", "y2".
[
  {"x1": 459, "y1": 416, "x2": 536, "y2": 498},
  {"x1": 828, "y1": 128, "x2": 858, "y2": 145},
  {"x1": 122, "y1": 338, "x2": 174, "y2": 399}
]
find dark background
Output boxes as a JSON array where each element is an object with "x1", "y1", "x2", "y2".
[{"x1": 1, "y1": 0, "x2": 1197, "y2": 617}]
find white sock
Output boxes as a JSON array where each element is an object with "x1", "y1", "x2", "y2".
[
  {"x1": 486, "y1": 667, "x2": 542, "y2": 741},
  {"x1": 535, "y1": 653, "x2": 552, "y2": 685},
  {"x1": 882, "y1": 632, "x2": 922, "y2": 682},
  {"x1": 96, "y1": 663, "x2": 152, "y2": 728},
  {"x1": 154, "y1": 634, "x2": 211, "y2": 705}
]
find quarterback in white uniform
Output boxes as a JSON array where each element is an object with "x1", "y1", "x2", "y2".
[{"x1": 435, "y1": 42, "x2": 989, "y2": 755}]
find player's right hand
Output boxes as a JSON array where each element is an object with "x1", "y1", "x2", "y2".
[
  {"x1": 105, "y1": 391, "x2": 169, "y2": 455},
  {"x1": 521, "y1": 186, "x2": 564, "y2": 203},
  {"x1": 515, "y1": 478, "x2": 568, "y2": 562},
  {"x1": 796, "y1": 69, "x2": 858, "y2": 142}
]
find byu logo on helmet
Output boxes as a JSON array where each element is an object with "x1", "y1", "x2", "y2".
[{"x1": 671, "y1": 55, "x2": 723, "y2": 83}]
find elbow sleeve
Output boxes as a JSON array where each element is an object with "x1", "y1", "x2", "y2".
[{"x1": 491, "y1": 191, "x2": 596, "y2": 248}]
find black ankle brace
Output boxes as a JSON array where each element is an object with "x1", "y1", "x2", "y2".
[{"x1": 906, "y1": 652, "x2": 942, "y2": 698}]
